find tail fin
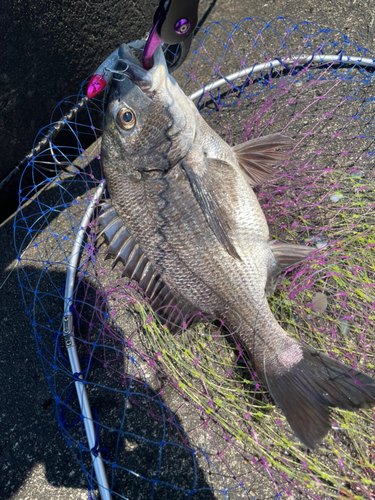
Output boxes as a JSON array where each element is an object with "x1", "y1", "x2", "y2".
[{"x1": 264, "y1": 344, "x2": 375, "y2": 448}]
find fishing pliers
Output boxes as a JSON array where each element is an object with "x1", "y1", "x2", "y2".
[
  {"x1": 87, "y1": 0, "x2": 199, "y2": 98},
  {"x1": 142, "y1": 0, "x2": 199, "y2": 71}
]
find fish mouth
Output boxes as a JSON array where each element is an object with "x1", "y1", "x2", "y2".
[{"x1": 113, "y1": 43, "x2": 168, "y2": 94}]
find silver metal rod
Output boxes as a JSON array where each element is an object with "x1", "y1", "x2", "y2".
[
  {"x1": 188, "y1": 54, "x2": 375, "y2": 101},
  {"x1": 63, "y1": 180, "x2": 111, "y2": 500},
  {"x1": 0, "y1": 97, "x2": 88, "y2": 193}
]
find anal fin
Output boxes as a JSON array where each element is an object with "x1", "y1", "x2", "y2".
[
  {"x1": 266, "y1": 242, "x2": 315, "y2": 295},
  {"x1": 270, "y1": 242, "x2": 315, "y2": 272}
]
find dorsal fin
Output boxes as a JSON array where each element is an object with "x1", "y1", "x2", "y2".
[
  {"x1": 233, "y1": 134, "x2": 295, "y2": 186},
  {"x1": 96, "y1": 203, "x2": 197, "y2": 331}
]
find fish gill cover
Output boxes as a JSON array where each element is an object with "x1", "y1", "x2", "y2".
[{"x1": 14, "y1": 17, "x2": 375, "y2": 500}]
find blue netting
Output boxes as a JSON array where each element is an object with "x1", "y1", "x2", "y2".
[{"x1": 14, "y1": 17, "x2": 375, "y2": 500}]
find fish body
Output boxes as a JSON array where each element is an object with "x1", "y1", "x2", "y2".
[{"x1": 100, "y1": 44, "x2": 375, "y2": 448}]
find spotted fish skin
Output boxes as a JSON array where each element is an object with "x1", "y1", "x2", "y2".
[{"x1": 100, "y1": 43, "x2": 375, "y2": 448}]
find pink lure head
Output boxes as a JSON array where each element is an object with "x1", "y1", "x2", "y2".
[{"x1": 87, "y1": 74, "x2": 107, "y2": 99}]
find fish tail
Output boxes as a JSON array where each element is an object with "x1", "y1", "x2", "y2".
[{"x1": 259, "y1": 341, "x2": 375, "y2": 448}]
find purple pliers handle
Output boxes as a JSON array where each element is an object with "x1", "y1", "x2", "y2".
[
  {"x1": 87, "y1": 0, "x2": 199, "y2": 98},
  {"x1": 142, "y1": 0, "x2": 200, "y2": 71}
]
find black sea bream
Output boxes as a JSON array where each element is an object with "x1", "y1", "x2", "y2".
[{"x1": 99, "y1": 43, "x2": 375, "y2": 448}]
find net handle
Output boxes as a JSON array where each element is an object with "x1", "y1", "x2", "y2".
[{"x1": 63, "y1": 180, "x2": 111, "y2": 500}]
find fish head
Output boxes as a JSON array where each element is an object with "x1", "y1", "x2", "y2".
[{"x1": 102, "y1": 43, "x2": 194, "y2": 172}]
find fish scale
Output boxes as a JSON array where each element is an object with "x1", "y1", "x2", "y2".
[
  {"x1": 100, "y1": 42, "x2": 375, "y2": 449},
  {"x1": 106, "y1": 129, "x2": 304, "y2": 370},
  {"x1": 142, "y1": 162, "x2": 287, "y2": 358},
  {"x1": 102, "y1": 164, "x2": 199, "y2": 329}
]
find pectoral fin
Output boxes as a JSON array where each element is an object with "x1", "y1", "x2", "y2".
[
  {"x1": 233, "y1": 134, "x2": 295, "y2": 185},
  {"x1": 183, "y1": 158, "x2": 241, "y2": 260}
]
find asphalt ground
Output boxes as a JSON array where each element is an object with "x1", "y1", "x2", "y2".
[{"x1": 1, "y1": 1, "x2": 375, "y2": 499}]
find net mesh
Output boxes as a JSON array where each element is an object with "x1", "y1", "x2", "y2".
[{"x1": 14, "y1": 17, "x2": 375, "y2": 500}]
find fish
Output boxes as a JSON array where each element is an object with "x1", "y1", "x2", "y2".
[{"x1": 98, "y1": 42, "x2": 375, "y2": 449}]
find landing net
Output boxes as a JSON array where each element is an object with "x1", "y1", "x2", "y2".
[{"x1": 15, "y1": 17, "x2": 375, "y2": 499}]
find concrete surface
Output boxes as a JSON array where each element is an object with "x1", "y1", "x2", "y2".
[
  {"x1": 0, "y1": 0, "x2": 159, "y2": 222},
  {"x1": 1, "y1": 0, "x2": 375, "y2": 499}
]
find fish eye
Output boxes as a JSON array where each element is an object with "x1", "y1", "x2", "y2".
[{"x1": 116, "y1": 108, "x2": 136, "y2": 130}]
